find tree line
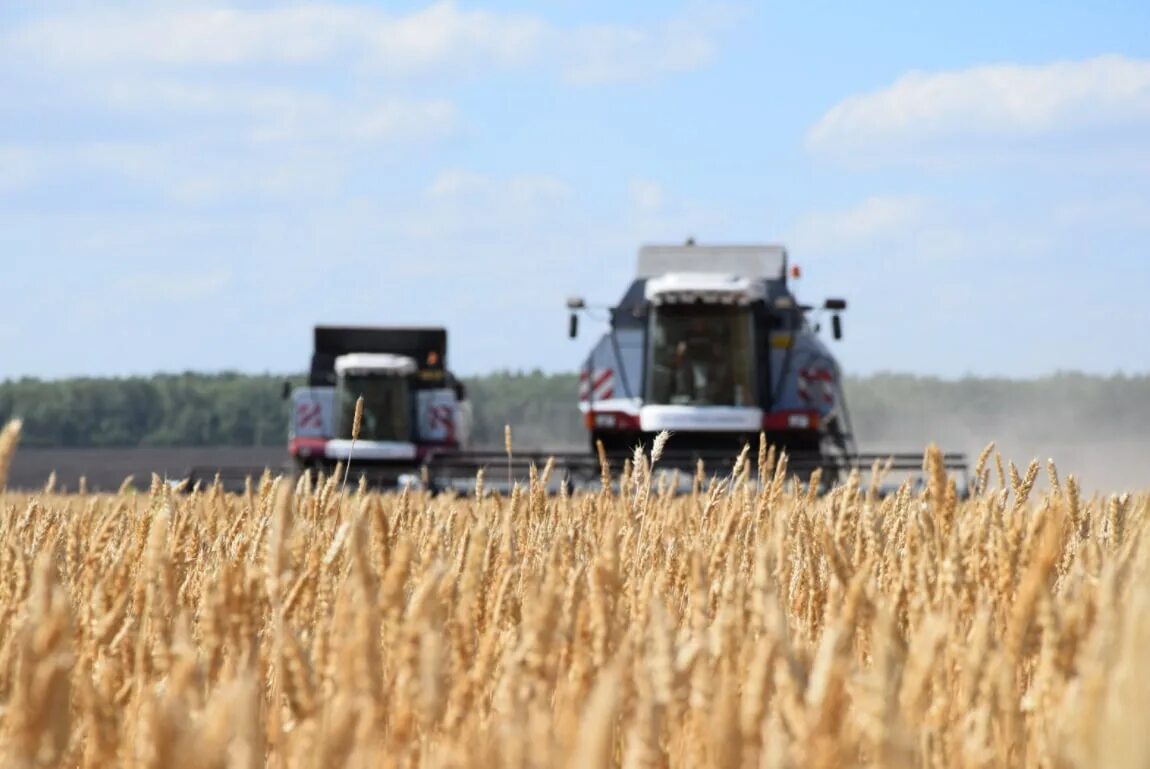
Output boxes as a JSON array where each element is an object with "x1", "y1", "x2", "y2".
[
  {"x1": 0, "y1": 373, "x2": 300, "y2": 448},
  {"x1": 1, "y1": 370, "x2": 1147, "y2": 450}
]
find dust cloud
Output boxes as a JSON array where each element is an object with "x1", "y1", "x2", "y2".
[{"x1": 850, "y1": 395, "x2": 1148, "y2": 494}]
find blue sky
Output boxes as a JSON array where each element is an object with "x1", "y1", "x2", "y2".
[{"x1": 2, "y1": 0, "x2": 1149, "y2": 380}]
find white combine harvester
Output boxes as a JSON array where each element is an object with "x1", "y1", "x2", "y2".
[
  {"x1": 566, "y1": 241, "x2": 968, "y2": 489},
  {"x1": 286, "y1": 326, "x2": 472, "y2": 484},
  {"x1": 188, "y1": 326, "x2": 472, "y2": 489}
]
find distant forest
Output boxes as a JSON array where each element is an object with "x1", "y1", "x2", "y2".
[{"x1": 1, "y1": 370, "x2": 1147, "y2": 455}]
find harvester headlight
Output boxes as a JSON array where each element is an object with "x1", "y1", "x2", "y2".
[
  {"x1": 593, "y1": 413, "x2": 617, "y2": 429},
  {"x1": 787, "y1": 413, "x2": 811, "y2": 429}
]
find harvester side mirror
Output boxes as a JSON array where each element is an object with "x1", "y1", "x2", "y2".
[
  {"x1": 281, "y1": 380, "x2": 292, "y2": 400},
  {"x1": 831, "y1": 314, "x2": 843, "y2": 340},
  {"x1": 825, "y1": 298, "x2": 847, "y2": 311},
  {"x1": 566, "y1": 296, "x2": 585, "y2": 338}
]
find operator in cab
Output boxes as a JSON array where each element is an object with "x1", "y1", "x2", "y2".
[{"x1": 668, "y1": 318, "x2": 736, "y2": 406}]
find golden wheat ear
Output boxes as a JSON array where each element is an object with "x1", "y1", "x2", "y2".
[
  {"x1": 0, "y1": 418, "x2": 22, "y2": 490},
  {"x1": 340, "y1": 395, "x2": 364, "y2": 500}
]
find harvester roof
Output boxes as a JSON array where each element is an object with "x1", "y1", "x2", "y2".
[
  {"x1": 636, "y1": 244, "x2": 787, "y2": 281},
  {"x1": 644, "y1": 272, "x2": 766, "y2": 305},
  {"x1": 309, "y1": 326, "x2": 447, "y2": 386},
  {"x1": 334, "y1": 353, "x2": 418, "y2": 376},
  {"x1": 608, "y1": 244, "x2": 790, "y2": 326}
]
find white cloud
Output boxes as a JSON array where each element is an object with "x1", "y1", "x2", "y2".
[
  {"x1": 782, "y1": 195, "x2": 1105, "y2": 377},
  {"x1": 0, "y1": 4, "x2": 733, "y2": 200},
  {"x1": 788, "y1": 195, "x2": 1038, "y2": 272},
  {"x1": 22, "y1": 71, "x2": 460, "y2": 154},
  {"x1": 807, "y1": 55, "x2": 1150, "y2": 165},
  {"x1": 563, "y1": 7, "x2": 737, "y2": 85},
  {"x1": 790, "y1": 195, "x2": 930, "y2": 254},
  {"x1": 5, "y1": 3, "x2": 539, "y2": 72},
  {"x1": 426, "y1": 170, "x2": 572, "y2": 202},
  {"x1": 364, "y1": 2, "x2": 545, "y2": 76},
  {"x1": 0, "y1": 140, "x2": 363, "y2": 205},
  {"x1": 344, "y1": 100, "x2": 458, "y2": 142},
  {"x1": 0, "y1": 86, "x2": 459, "y2": 201},
  {"x1": 628, "y1": 179, "x2": 665, "y2": 213},
  {"x1": 89, "y1": 79, "x2": 458, "y2": 142},
  {"x1": 115, "y1": 267, "x2": 233, "y2": 303},
  {"x1": 420, "y1": 170, "x2": 575, "y2": 236},
  {"x1": 0, "y1": 147, "x2": 48, "y2": 192},
  {"x1": 1053, "y1": 198, "x2": 1150, "y2": 233},
  {"x1": 5, "y1": 2, "x2": 730, "y2": 84},
  {"x1": 250, "y1": 96, "x2": 458, "y2": 144},
  {"x1": 0, "y1": 144, "x2": 156, "y2": 193}
]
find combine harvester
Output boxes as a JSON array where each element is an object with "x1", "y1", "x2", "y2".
[
  {"x1": 187, "y1": 242, "x2": 967, "y2": 494},
  {"x1": 285, "y1": 326, "x2": 473, "y2": 483},
  {"x1": 187, "y1": 326, "x2": 474, "y2": 490},
  {"x1": 562, "y1": 241, "x2": 968, "y2": 491}
]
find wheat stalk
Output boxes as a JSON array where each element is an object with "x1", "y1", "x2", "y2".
[
  {"x1": 340, "y1": 395, "x2": 364, "y2": 500},
  {"x1": 505, "y1": 424, "x2": 513, "y2": 491},
  {"x1": 0, "y1": 418, "x2": 23, "y2": 490}
]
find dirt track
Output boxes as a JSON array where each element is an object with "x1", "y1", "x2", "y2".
[{"x1": 7, "y1": 447, "x2": 290, "y2": 492}]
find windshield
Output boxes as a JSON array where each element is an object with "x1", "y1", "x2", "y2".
[
  {"x1": 646, "y1": 305, "x2": 756, "y2": 407},
  {"x1": 336, "y1": 374, "x2": 412, "y2": 441}
]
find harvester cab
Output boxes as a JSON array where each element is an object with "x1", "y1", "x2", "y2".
[
  {"x1": 286, "y1": 326, "x2": 471, "y2": 483},
  {"x1": 569, "y1": 241, "x2": 965, "y2": 489},
  {"x1": 330, "y1": 352, "x2": 419, "y2": 455}
]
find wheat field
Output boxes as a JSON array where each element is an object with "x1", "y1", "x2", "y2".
[{"x1": 0, "y1": 420, "x2": 1147, "y2": 768}]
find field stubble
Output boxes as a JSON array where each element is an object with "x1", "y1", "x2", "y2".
[{"x1": 0, "y1": 422, "x2": 1147, "y2": 768}]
